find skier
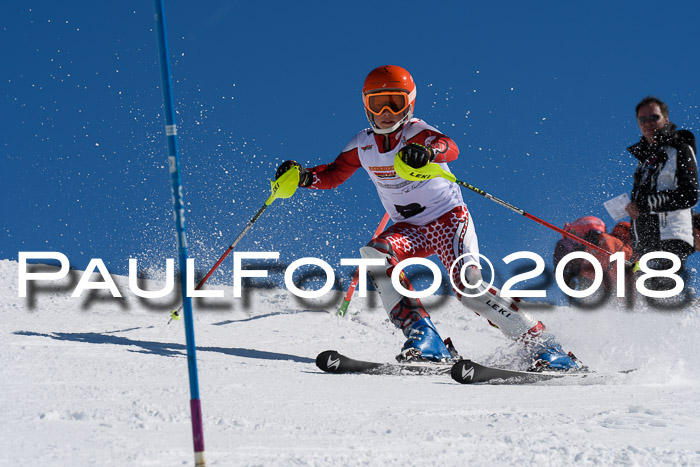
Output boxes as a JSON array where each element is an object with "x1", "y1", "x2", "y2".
[{"x1": 276, "y1": 65, "x2": 581, "y2": 370}]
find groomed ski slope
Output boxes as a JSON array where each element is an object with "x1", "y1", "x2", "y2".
[{"x1": 2, "y1": 259, "x2": 699, "y2": 466}]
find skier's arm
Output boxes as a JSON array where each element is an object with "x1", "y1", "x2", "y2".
[
  {"x1": 405, "y1": 130, "x2": 459, "y2": 163},
  {"x1": 307, "y1": 147, "x2": 362, "y2": 190},
  {"x1": 636, "y1": 144, "x2": 699, "y2": 213}
]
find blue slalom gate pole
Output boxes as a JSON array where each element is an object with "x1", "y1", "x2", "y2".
[{"x1": 153, "y1": 1, "x2": 206, "y2": 465}]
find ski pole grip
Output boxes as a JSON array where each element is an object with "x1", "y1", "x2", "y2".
[
  {"x1": 393, "y1": 155, "x2": 456, "y2": 183},
  {"x1": 267, "y1": 165, "x2": 301, "y2": 205}
]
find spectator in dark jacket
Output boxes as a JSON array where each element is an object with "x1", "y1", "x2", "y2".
[{"x1": 624, "y1": 96, "x2": 698, "y2": 289}]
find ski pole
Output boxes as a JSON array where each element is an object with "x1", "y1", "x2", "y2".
[
  {"x1": 394, "y1": 155, "x2": 633, "y2": 266},
  {"x1": 168, "y1": 166, "x2": 301, "y2": 323},
  {"x1": 337, "y1": 212, "x2": 391, "y2": 317}
]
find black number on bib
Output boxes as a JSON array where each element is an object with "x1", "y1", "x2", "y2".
[{"x1": 394, "y1": 203, "x2": 426, "y2": 219}]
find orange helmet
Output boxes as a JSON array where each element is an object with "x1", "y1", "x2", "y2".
[
  {"x1": 362, "y1": 65, "x2": 416, "y2": 134},
  {"x1": 563, "y1": 216, "x2": 606, "y2": 239}
]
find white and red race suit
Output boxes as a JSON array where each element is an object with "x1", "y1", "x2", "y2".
[
  {"x1": 306, "y1": 119, "x2": 540, "y2": 342},
  {"x1": 308, "y1": 118, "x2": 463, "y2": 226}
]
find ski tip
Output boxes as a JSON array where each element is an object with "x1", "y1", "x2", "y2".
[
  {"x1": 316, "y1": 350, "x2": 341, "y2": 373},
  {"x1": 450, "y1": 360, "x2": 478, "y2": 384}
]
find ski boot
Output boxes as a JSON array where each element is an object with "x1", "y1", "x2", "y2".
[
  {"x1": 523, "y1": 322, "x2": 583, "y2": 372},
  {"x1": 529, "y1": 341, "x2": 582, "y2": 372},
  {"x1": 397, "y1": 317, "x2": 458, "y2": 363}
]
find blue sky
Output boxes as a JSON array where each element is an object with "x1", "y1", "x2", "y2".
[{"x1": 4, "y1": 1, "x2": 700, "y2": 304}]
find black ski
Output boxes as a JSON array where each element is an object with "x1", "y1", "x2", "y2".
[
  {"x1": 450, "y1": 359, "x2": 586, "y2": 384},
  {"x1": 316, "y1": 350, "x2": 452, "y2": 376},
  {"x1": 316, "y1": 350, "x2": 590, "y2": 384}
]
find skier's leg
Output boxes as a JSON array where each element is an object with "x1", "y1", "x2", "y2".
[
  {"x1": 423, "y1": 206, "x2": 535, "y2": 337},
  {"x1": 360, "y1": 225, "x2": 455, "y2": 361},
  {"x1": 432, "y1": 206, "x2": 581, "y2": 370},
  {"x1": 459, "y1": 266, "x2": 581, "y2": 370}
]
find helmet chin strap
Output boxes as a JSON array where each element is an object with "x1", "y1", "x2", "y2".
[{"x1": 368, "y1": 108, "x2": 413, "y2": 135}]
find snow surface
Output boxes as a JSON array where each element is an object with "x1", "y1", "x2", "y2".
[{"x1": 2, "y1": 258, "x2": 700, "y2": 466}]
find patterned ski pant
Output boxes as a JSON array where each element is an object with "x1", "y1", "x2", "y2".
[{"x1": 367, "y1": 205, "x2": 537, "y2": 340}]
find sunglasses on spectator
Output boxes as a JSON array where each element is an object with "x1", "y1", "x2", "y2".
[{"x1": 638, "y1": 114, "x2": 662, "y2": 123}]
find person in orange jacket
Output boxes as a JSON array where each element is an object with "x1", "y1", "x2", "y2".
[{"x1": 553, "y1": 216, "x2": 635, "y2": 298}]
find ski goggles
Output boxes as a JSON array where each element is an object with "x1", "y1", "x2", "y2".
[
  {"x1": 638, "y1": 114, "x2": 661, "y2": 123},
  {"x1": 363, "y1": 91, "x2": 412, "y2": 116}
]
